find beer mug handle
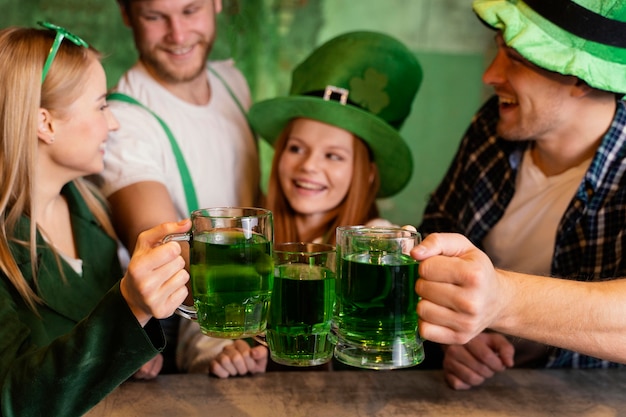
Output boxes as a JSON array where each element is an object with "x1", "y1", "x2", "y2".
[
  {"x1": 162, "y1": 232, "x2": 198, "y2": 321},
  {"x1": 252, "y1": 333, "x2": 268, "y2": 347},
  {"x1": 176, "y1": 304, "x2": 197, "y2": 321}
]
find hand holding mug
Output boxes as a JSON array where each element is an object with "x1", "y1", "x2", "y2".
[
  {"x1": 120, "y1": 219, "x2": 191, "y2": 327},
  {"x1": 411, "y1": 232, "x2": 507, "y2": 345}
]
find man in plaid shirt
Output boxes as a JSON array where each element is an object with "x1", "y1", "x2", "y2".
[{"x1": 419, "y1": 0, "x2": 626, "y2": 389}]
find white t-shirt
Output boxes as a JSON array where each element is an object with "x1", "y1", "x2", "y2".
[
  {"x1": 101, "y1": 59, "x2": 259, "y2": 219},
  {"x1": 483, "y1": 148, "x2": 590, "y2": 276}
]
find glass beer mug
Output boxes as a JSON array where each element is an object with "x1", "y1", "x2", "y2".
[
  {"x1": 332, "y1": 226, "x2": 424, "y2": 369},
  {"x1": 164, "y1": 207, "x2": 274, "y2": 339},
  {"x1": 261, "y1": 242, "x2": 336, "y2": 366}
]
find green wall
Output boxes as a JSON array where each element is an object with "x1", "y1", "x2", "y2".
[{"x1": 0, "y1": 0, "x2": 492, "y2": 227}]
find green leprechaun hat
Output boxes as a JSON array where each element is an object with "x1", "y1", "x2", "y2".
[
  {"x1": 248, "y1": 31, "x2": 423, "y2": 198},
  {"x1": 474, "y1": 0, "x2": 626, "y2": 94}
]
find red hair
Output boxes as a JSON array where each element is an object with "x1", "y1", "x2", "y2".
[{"x1": 267, "y1": 120, "x2": 380, "y2": 244}]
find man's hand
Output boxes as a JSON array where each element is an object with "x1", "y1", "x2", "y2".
[
  {"x1": 411, "y1": 233, "x2": 510, "y2": 345},
  {"x1": 443, "y1": 332, "x2": 514, "y2": 390}
]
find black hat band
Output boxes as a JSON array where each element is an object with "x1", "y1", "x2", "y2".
[{"x1": 524, "y1": 0, "x2": 626, "y2": 48}]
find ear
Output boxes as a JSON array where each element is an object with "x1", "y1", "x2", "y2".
[
  {"x1": 572, "y1": 78, "x2": 594, "y2": 98},
  {"x1": 214, "y1": 0, "x2": 223, "y2": 14},
  {"x1": 37, "y1": 108, "x2": 56, "y2": 145}
]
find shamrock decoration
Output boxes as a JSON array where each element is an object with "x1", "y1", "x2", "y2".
[{"x1": 349, "y1": 68, "x2": 390, "y2": 114}]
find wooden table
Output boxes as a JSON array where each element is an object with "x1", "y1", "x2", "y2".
[{"x1": 85, "y1": 369, "x2": 626, "y2": 416}]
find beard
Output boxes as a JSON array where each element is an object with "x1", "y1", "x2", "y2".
[
  {"x1": 496, "y1": 111, "x2": 556, "y2": 143},
  {"x1": 140, "y1": 39, "x2": 213, "y2": 84},
  {"x1": 497, "y1": 123, "x2": 528, "y2": 142}
]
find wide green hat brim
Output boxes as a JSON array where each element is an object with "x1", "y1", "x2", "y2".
[
  {"x1": 249, "y1": 96, "x2": 413, "y2": 199},
  {"x1": 474, "y1": 0, "x2": 626, "y2": 94}
]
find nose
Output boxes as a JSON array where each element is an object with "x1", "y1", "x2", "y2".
[
  {"x1": 166, "y1": 17, "x2": 186, "y2": 45},
  {"x1": 299, "y1": 151, "x2": 320, "y2": 173},
  {"x1": 107, "y1": 109, "x2": 120, "y2": 132},
  {"x1": 482, "y1": 46, "x2": 508, "y2": 87}
]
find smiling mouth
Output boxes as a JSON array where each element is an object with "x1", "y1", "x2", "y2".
[
  {"x1": 294, "y1": 180, "x2": 325, "y2": 191},
  {"x1": 499, "y1": 96, "x2": 518, "y2": 109},
  {"x1": 165, "y1": 45, "x2": 194, "y2": 56}
]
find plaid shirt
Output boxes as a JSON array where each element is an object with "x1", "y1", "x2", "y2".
[{"x1": 420, "y1": 95, "x2": 626, "y2": 368}]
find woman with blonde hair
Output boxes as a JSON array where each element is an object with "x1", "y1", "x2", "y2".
[
  {"x1": 177, "y1": 31, "x2": 422, "y2": 377},
  {"x1": 0, "y1": 23, "x2": 190, "y2": 416}
]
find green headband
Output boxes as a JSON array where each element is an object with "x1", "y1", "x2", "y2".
[{"x1": 38, "y1": 21, "x2": 89, "y2": 84}]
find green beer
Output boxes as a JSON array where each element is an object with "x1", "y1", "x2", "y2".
[
  {"x1": 191, "y1": 230, "x2": 273, "y2": 338},
  {"x1": 266, "y1": 263, "x2": 335, "y2": 366},
  {"x1": 333, "y1": 251, "x2": 423, "y2": 368}
]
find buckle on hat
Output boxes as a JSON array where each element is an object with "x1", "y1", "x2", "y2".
[{"x1": 323, "y1": 85, "x2": 349, "y2": 105}]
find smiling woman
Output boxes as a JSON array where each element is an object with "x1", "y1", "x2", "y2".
[
  {"x1": 0, "y1": 23, "x2": 191, "y2": 416},
  {"x1": 41, "y1": 54, "x2": 118, "y2": 186},
  {"x1": 274, "y1": 118, "x2": 360, "y2": 243},
  {"x1": 254, "y1": 30, "x2": 423, "y2": 245}
]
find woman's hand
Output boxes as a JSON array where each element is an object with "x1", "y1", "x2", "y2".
[
  {"x1": 209, "y1": 340, "x2": 269, "y2": 378},
  {"x1": 120, "y1": 219, "x2": 191, "y2": 326}
]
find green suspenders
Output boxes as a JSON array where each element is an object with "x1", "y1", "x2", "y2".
[
  {"x1": 106, "y1": 65, "x2": 253, "y2": 213},
  {"x1": 106, "y1": 91, "x2": 200, "y2": 212},
  {"x1": 208, "y1": 66, "x2": 257, "y2": 147}
]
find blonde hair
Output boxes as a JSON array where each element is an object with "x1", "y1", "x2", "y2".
[
  {"x1": 267, "y1": 120, "x2": 380, "y2": 244},
  {"x1": 0, "y1": 27, "x2": 116, "y2": 311}
]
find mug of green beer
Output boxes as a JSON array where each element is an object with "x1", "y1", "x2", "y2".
[
  {"x1": 164, "y1": 207, "x2": 274, "y2": 339},
  {"x1": 332, "y1": 226, "x2": 424, "y2": 369},
  {"x1": 260, "y1": 242, "x2": 336, "y2": 366}
]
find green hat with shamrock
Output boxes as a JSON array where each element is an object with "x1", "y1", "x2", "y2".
[
  {"x1": 248, "y1": 31, "x2": 422, "y2": 198},
  {"x1": 473, "y1": 0, "x2": 626, "y2": 94}
]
